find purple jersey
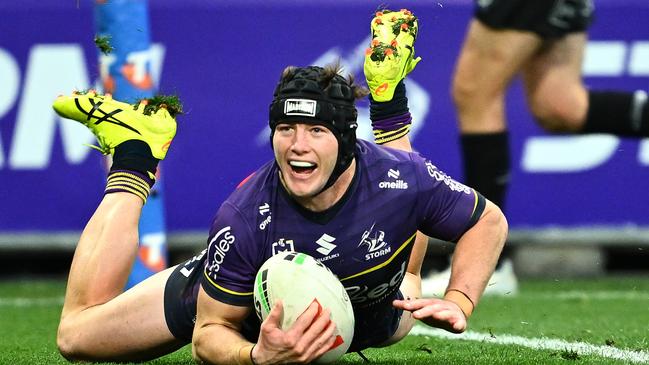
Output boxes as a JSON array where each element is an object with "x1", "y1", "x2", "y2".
[{"x1": 200, "y1": 140, "x2": 484, "y2": 350}]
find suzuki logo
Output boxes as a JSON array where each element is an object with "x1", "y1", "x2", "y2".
[{"x1": 316, "y1": 234, "x2": 337, "y2": 256}]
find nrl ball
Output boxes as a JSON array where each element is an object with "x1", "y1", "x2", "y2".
[{"x1": 253, "y1": 251, "x2": 354, "y2": 363}]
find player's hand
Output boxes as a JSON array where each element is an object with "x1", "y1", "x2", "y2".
[
  {"x1": 253, "y1": 300, "x2": 337, "y2": 364},
  {"x1": 393, "y1": 297, "x2": 467, "y2": 333}
]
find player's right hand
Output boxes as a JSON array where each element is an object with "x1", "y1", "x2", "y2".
[
  {"x1": 393, "y1": 297, "x2": 467, "y2": 334},
  {"x1": 253, "y1": 300, "x2": 337, "y2": 364}
]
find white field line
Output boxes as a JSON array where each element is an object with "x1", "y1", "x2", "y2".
[
  {"x1": 0, "y1": 297, "x2": 64, "y2": 306},
  {"x1": 521, "y1": 290, "x2": 649, "y2": 301},
  {"x1": 410, "y1": 326, "x2": 649, "y2": 364}
]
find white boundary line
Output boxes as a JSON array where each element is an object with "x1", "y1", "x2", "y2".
[
  {"x1": 410, "y1": 326, "x2": 649, "y2": 364},
  {"x1": 0, "y1": 297, "x2": 64, "y2": 306},
  {"x1": 522, "y1": 290, "x2": 649, "y2": 300}
]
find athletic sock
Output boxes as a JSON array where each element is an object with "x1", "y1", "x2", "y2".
[
  {"x1": 369, "y1": 81, "x2": 412, "y2": 144},
  {"x1": 460, "y1": 132, "x2": 510, "y2": 209},
  {"x1": 461, "y1": 132, "x2": 511, "y2": 267},
  {"x1": 369, "y1": 80, "x2": 409, "y2": 120},
  {"x1": 105, "y1": 140, "x2": 159, "y2": 202},
  {"x1": 110, "y1": 140, "x2": 160, "y2": 176},
  {"x1": 582, "y1": 90, "x2": 649, "y2": 137},
  {"x1": 105, "y1": 170, "x2": 154, "y2": 203}
]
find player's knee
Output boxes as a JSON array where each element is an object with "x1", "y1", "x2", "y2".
[
  {"x1": 451, "y1": 75, "x2": 479, "y2": 111},
  {"x1": 529, "y1": 97, "x2": 584, "y2": 132}
]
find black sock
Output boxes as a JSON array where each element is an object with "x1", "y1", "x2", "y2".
[
  {"x1": 461, "y1": 132, "x2": 511, "y2": 265},
  {"x1": 369, "y1": 81, "x2": 409, "y2": 121},
  {"x1": 582, "y1": 90, "x2": 649, "y2": 137},
  {"x1": 460, "y1": 132, "x2": 510, "y2": 209},
  {"x1": 110, "y1": 140, "x2": 160, "y2": 176}
]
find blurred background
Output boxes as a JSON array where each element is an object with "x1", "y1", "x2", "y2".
[{"x1": 0, "y1": 0, "x2": 647, "y2": 279}]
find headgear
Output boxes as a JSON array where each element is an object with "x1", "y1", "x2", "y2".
[{"x1": 269, "y1": 66, "x2": 358, "y2": 193}]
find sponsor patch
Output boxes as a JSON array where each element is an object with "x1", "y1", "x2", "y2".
[
  {"x1": 284, "y1": 98, "x2": 317, "y2": 117},
  {"x1": 206, "y1": 226, "x2": 236, "y2": 274}
]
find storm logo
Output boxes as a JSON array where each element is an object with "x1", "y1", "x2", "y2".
[{"x1": 358, "y1": 223, "x2": 391, "y2": 261}]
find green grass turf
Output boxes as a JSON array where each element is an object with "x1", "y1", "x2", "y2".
[{"x1": 0, "y1": 276, "x2": 647, "y2": 364}]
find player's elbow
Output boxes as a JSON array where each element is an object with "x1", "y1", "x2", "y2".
[
  {"x1": 191, "y1": 335, "x2": 207, "y2": 364},
  {"x1": 56, "y1": 318, "x2": 82, "y2": 361},
  {"x1": 482, "y1": 201, "x2": 508, "y2": 251},
  {"x1": 192, "y1": 328, "x2": 221, "y2": 365}
]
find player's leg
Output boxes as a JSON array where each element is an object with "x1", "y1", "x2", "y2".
[
  {"x1": 95, "y1": 0, "x2": 170, "y2": 289},
  {"x1": 58, "y1": 264, "x2": 185, "y2": 361},
  {"x1": 417, "y1": 20, "x2": 542, "y2": 297},
  {"x1": 53, "y1": 92, "x2": 185, "y2": 361},
  {"x1": 363, "y1": 8, "x2": 420, "y2": 150},
  {"x1": 522, "y1": 33, "x2": 649, "y2": 136},
  {"x1": 451, "y1": 19, "x2": 541, "y2": 207}
]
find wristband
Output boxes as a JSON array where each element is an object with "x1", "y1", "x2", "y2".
[{"x1": 444, "y1": 288, "x2": 475, "y2": 318}]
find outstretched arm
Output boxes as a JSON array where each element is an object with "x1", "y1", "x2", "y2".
[{"x1": 394, "y1": 200, "x2": 507, "y2": 333}]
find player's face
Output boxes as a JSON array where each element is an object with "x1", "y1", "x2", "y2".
[{"x1": 273, "y1": 122, "x2": 338, "y2": 198}]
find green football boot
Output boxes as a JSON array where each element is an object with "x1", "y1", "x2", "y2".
[
  {"x1": 363, "y1": 8, "x2": 422, "y2": 102},
  {"x1": 52, "y1": 90, "x2": 177, "y2": 160}
]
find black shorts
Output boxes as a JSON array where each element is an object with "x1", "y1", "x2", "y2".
[
  {"x1": 163, "y1": 250, "x2": 404, "y2": 350},
  {"x1": 474, "y1": 0, "x2": 594, "y2": 38},
  {"x1": 163, "y1": 250, "x2": 206, "y2": 343},
  {"x1": 349, "y1": 290, "x2": 404, "y2": 352}
]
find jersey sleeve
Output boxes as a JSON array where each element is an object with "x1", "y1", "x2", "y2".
[
  {"x1": 413, "y1": 154, "x2": 486, "y2": 242},
  {"x1": 200, "y1": 201, "x2": 261, "y2": 306}
]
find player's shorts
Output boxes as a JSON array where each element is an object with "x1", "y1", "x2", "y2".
[
  {"x1": 163, "y1": 250, "x2": 404, "y2": 351},
  {"x1": 163, "y1": 251, "x2": 205, "y2": 343},
  {"x1": 474, "y1": 0, "x2": 594, "y2": 38},
  {"x1": 349, "y1": 290, "x2": 404, "y2": 352}
]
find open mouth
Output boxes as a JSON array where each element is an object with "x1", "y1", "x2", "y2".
[{"x1": 289, "y1": 160, "x2": 317, "y2": 175}]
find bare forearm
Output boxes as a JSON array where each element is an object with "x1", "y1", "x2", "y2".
[
  {"x1": 447, "y1": 203, "x2": 508, "y2": 308},
  {"x1": 193, "y1": 324, "x2": 253, "y2": 365}
]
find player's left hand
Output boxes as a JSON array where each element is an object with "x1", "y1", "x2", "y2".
[{"x1": 392, "y1": 298, "x2": 467, "y2": 333}]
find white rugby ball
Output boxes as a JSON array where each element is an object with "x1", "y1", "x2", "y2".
[{"x1": 253, "y1": 251, "x2": 354, "y2": 363}]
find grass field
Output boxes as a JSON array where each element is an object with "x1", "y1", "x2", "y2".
[{"x1": 1, "y1": 276, "x2": 648, "y2": 365}]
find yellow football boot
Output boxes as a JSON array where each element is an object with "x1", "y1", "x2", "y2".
[
  {"x1": 52, "y1": 90, "x2": 177, "y2": 160},
  {"x1": 363, "y1": 9, "x2": 422, "y2": 102}
]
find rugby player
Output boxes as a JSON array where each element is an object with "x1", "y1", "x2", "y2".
[
  {"x1": 53, "y1": 9, "x2": 507, "y2": 364},
  {"x1": 424, "y1": 0, "x2": 649, "y2": 296}
]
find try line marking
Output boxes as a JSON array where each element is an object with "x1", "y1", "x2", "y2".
[
  {"x1": 410, "y1": 326, "x2": 649, "y2": 364},
  {"x1": 0, "y1": 297, "x2": 64, "y2": 306}
]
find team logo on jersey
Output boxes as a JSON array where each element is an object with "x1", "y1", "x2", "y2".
[
  {"x1": 379, "y1": 168, "x2": 409, "y2": 190},
  {"x1": 425, "y1": 161, "x2": 472, "y2": 194},
  {"x1": 358, "y1": 223, "x2": 391, "y2": 261},
  {"x1": 259, "y1": 203, "x2": 270, "y2": 215},
  {"x1": 315, "y1": 233, "x2": 340, "y2": 262},
  {"x1": 258, "y1": 203, "x2": 272, "y2": 230},
  {"x1": 271, "y1": 238, "x2": 295, "y2": 255}
]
